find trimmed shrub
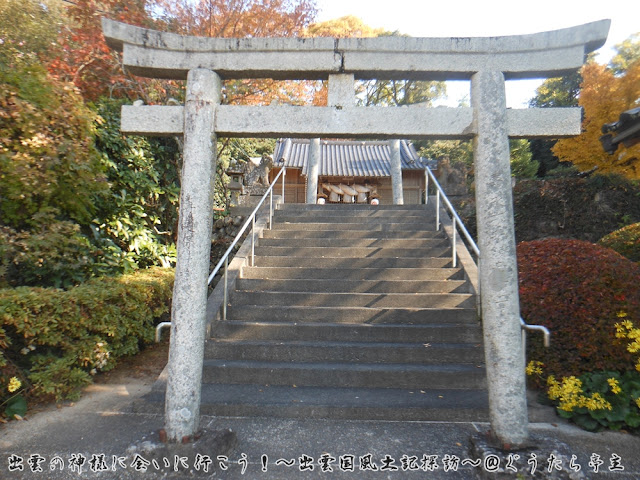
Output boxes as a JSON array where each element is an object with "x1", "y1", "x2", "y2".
[
  {"x1": 0, "y1": 217, "x2": 97, "y2": 289},
  {"x1": 517, "y1": 239, "x2": 640, "y2": 384},
  {"x1": 0, "y1": 267, "x2": 173, "y2": 403},
  {"x1": 599, "y1": 222, "x2": 640, "y2": 263}
]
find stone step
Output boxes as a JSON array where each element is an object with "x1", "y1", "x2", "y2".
[
  {"x1": 201, "y1": 360, "x2": 486, "y2": 389},
  {"x1": 278, "y1": 204, "x2": 432, "y2": 213},
  {"x1": 275, "y1": 215, "x2": 433, "y2": 224},
  {"x1": 262, "y1": 228, "x2": 445, "y2": 239},
  {"x1": 254, "y1": 246, "x2": 451, "y2": 258},
  {"x1": 258, "y1": 237, "x2": 449, "y2": 249},
  {"x1": 229, "y1": 291, "x2": 476, "y2": 309},
  {"x1": 236, "y1": 278, "x2": 470, "y2": 294},
  {"x1": 224, "y1": 305, "x2": 478, "y2": 325},
  {"x1": 205, "y1": 339, "x2": 484, "y2": 364},
  {"x1": 212, "y1": 321, "x2": 482, "y2": 343},
  {"x1": 249, "y1": 258, "x2": 456, "y2": 270},
  {"x1": 142, "y1": 384, "x2": 489, "y2": 422},
  {"x1": 271, "y1": 222, "x2": 438, "y2": 232}
]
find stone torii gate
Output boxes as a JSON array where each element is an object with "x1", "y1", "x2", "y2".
[{"x1": 102, "y1": 18, "x2": 609, "y2": 446}]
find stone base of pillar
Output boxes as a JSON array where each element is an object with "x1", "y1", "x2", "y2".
[
  {"x1": 469, "y1": 432, "x2": 583, "y2": 479},
  {"x1": 128, "y1": 428, "x2": 237, "y2": 474}
]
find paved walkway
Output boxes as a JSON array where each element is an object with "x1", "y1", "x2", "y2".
[{"x1": 1, "y1": 378, "x2": 639, "y2": 479}]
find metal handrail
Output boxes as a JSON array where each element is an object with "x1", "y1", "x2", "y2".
[
  {"x1": 424, "y1": 168, "x2": 479, "y2": 267},
  {"x1": 423, "y1": 166, "x2": 550, "y2": 358},
  {"x1": 156, "y1": 166, "x2": 287, "y2": 341},
  {"x1": 207, "y1": 166, "x2": 286, "y2": 320},
  {"x1": 520, "y1": 318, "x2": 551, "y2": 368}
]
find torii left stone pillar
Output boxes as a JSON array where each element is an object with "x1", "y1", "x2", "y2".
[{"x1": 165, "y1": 68, "x2": 220, "y2": 442}]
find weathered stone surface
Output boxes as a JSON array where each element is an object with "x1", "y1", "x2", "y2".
[
  {"x1": 327, "y1": 74, "x2": 356, "y2": 108},
  {"x1": 469, "y1": 431, "x2": 586, "y2": 480},
  {"x1": 506, "y1": 108, "x2": 582, "y2": 138},
  {"x1": 389, "y1": 139, "x2": 404, "y2": 205},
  {"x1": 121, "y1": 105, "x2": 183, "y2": 136},
  {"x1": 165, "y1": 69, "x2": 221, "y2": 442},
  {"x1": 126, "y1": 428, "x2": 237, "y2": 477},
  {"x1": 103, "y1": 18, "x2": 609, "y2": 80},
  {"x1": 306, "y1": 138, "x2": 320, "y2": 204},
  {"x1": 472, "y1": 70, "x2": 528, "y2": 446},
  {"x1": 215, "y1": 105, "x2": 476, "y2": 139},
  {"x1": 121, "y1": 105, "x2": 583, "y2": 139}
]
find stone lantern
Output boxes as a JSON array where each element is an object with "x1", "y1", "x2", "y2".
[{"x1": 226, "y1": 166, "x2": 245, "y2": 206}]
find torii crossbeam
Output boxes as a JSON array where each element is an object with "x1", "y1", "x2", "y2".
[{"x1": 102, "y1": 17, "x2": 609, "y2": 446}]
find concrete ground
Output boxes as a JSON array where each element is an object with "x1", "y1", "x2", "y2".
[{"x1": 2, "y1": 349, "x2": 639, "y2": 479}]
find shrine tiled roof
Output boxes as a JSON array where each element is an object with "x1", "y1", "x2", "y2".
[{"x1": 272, "y1": 139, "x2": 431, "y2": 177}]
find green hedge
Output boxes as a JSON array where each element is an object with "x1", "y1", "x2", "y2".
[
  {"x1": 599, "y1": 222, "x2": 640, "y2": 263},
  {"x1": 0, "y1": 267, "x2": 174, "y2": 402}
]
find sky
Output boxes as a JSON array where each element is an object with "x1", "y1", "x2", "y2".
[{"x1": 314, "y1": 0, "x2": 638, "y2": 107}]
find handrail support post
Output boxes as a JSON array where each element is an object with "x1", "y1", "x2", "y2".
[
  {"x1": 452, "y1": 221, "x2": 457, "y2": 268},
  {"x1": 251, "y1": 216, "x2": 256, "y2": 266},
  {"x1": 436, "y1": 190, "x2": 440, "y2": 230},
  {"x1": 222, "y1": 257, "x2": 228, "y2": 321}
]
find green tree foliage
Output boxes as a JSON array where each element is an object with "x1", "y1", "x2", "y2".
[
  {"x1": 214, "y1": 138, "x2": 277, "y2": 211},
  {"x1": 92, "y1": 99, "x2": 182, "y2": 270},
  {"x1": 0, "y1": 64, "x2": 106, "y2": 229},
  {"x1": 0, "y1": 0, "x2": 62, "y2": 67},
  {"x1": 509, "y1": 139, "x2": 539, "y2": 179},
  {"x1": 599, "y1": 223, "x2": 640, "y2": 263},
  {"x1": 610, "y1": 32, "x2": 640, "y2": 75},
  {"x1": 418, "y1": 139, "x2": 536, "y2": 188},
  {"x1": 359, "y1": 79, "x2": 445, "y2": 107},
  {"x1": 306, "y1": 15, "x2": 383, "y2": 37},
  {"x1": 418, "y1": 140, "x2": 473, "y2": 168},
  {"x1": 528, "y1": 71, "x2": 582, "y2": 176},
  {"x1": 0, "y1": 215, "x2": 98, "y2": 289}
]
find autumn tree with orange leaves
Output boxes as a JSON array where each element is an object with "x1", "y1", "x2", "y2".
[
  {"x1": 48, "y1": 0, "x2": 153, "y2": 101},
  {"x1": 145, "y1": 0, "x2": 318, "y2": 106},
  {"x1": 553, "y1": 39, "x2": 640, "y2": 180}
]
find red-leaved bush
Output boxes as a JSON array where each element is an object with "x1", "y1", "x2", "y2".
[{"x1": 517, "y1": 239, "x2": 640, "y2": 384}]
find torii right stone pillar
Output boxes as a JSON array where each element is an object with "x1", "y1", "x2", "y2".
[{"x1": 472, "y1": 70, "x2": 528, "y2": 447}]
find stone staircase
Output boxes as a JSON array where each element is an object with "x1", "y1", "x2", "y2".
[
  {"x1": 193, "y1": 203, "x2": 488, "y2": 421},
  {"x1": 145, "y1": 203, "x2": 488, "y2": 420}
]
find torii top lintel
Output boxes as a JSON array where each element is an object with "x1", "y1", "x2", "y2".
[{"x1": 102, "y1": 18, "x2": 610, "y2": 81}]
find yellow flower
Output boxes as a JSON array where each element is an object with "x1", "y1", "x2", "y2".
[
  {"x1": 636, "y1": 398, "x2": 640, "y2": 410},
  {"x1": 617, "y1": 311, "x2": 628, "y2": 318},
  {"x1": 7, "y1": 377, "x2": 21, "y2": 393},
  {"x1": 546, "y1": 376, "x2": 585, "y2": 412},
  {"x1": 525, "y1": 360, "x2": 544, "y2": 376},
  {"x1": 607, "y1": 378, "x2": 622, "y2": 395},
  {"x1": 581, "y1": 393, "x2": 612, "y2": 412}
]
